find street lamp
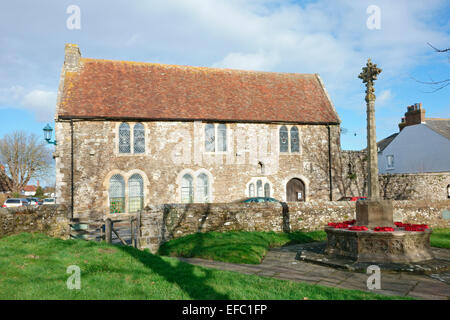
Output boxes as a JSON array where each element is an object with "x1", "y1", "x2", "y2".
[{"x1": 43, "y1": 124, "x2": 57, "y2": 145}]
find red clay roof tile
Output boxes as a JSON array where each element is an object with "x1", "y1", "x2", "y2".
[{"x1": 58, "y1": 58, "x2": 340, "y2": 124}]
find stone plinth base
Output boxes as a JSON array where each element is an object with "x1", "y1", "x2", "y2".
[
  {"x1": 356, "y1": 199, "x2": 395, "y2": 229},
  {"x1": 325, "y1": 227, "x2": 434, "y2": 263}
]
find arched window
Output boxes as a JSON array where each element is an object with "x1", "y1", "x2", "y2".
[
  {"x1": 249, "y1": 183, "x2": 255, "y2": 197},
  {"x1": 128, "y1": 174, "x2": 144, "y2": 212},
  {"x1": 181, "y1": 174, "x2": 194, "y2": 203},
  {"x1": 217, "y1": 124, "x2": 227, "y2": 152},
  {"x1": 279, "y1": 126, "x2": 288, "y2": 152},
  {"x1": 257, "y1": 180, "x2": 263, "y2": 197},
  {"x1": 205, "y1": 124, "x2": 215, "y2": 152},
  {"x1": 109, "y1": 174, "x2": 125, "y2": 213},
  {"x1": 119, "y1": 123, "x2": 130, "y2": 153},
  {"x1": 264, "y1": 183, "x2": 270, "y2": 197},
  {"x1": 133, "y1": 123, "x2": 145, "y2": 154},
  {"x1": 196, "y1": 173, "x2": 209, "y2": 203},
  {"x1": 290, "y1": 126, "x2": 299, "y2": 152}
]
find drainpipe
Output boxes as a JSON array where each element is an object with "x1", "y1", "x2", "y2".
[
  {"x1": 327, "y1": 125, "x2": 333, "y2": 201},
  {"x1": 71, "y1": 119, "x2": 74, "y2": 219}
]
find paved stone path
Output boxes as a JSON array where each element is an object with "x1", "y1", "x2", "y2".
[{"x1": 178, "y1": 244, "x2": 450, "y2": 300}]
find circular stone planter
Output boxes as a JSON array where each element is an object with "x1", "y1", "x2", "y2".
[{"x1": 324, "y1": 227, "x2": 434, "y2": 264}]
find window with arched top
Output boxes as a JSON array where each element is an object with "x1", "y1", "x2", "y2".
[
  {"x1": 279, "y1": 126, "x2": 288, "y2": 152},
  {"x1": 119, "y1": 123, "x2": 130, "y2": 153},
  {"x1": 249, "y1": 183, "x2": 255, "y2": 197},
  {"x1": 290, "y1": 126, "x2": 299, "y2": 152},
  {"x1": 217, "y1": 124, "x2": 227, "y2": 152},
  {"x1": 196, "y1": 173, "x2": 209, "y2": 203},
  {"x1": 181, "y1": 174, "x2": 194, "y2": 203},
  {"x1": 205, "y1": 124, "x2": 215, "y2": 152},
  {"x1": 109, "y1": 174, "x2": 125, "y2": 213},
  {"x1": 256, "y1": 180, "x2": 263, "y2": 197},
  {"x1": 264, "y1": 183, "x2": 270, "y2": 197},
  {"x1": 128, "y1": 174, "x2": 144, "y2": 212},
  {"x1": 133, "y1": 123, "x2": 145, "y2": 154}
]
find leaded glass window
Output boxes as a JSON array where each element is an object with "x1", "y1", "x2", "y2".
[
  {"x1": 134, "y1": 123, "x2": 145, "y2": 154},
  {"x1": 128, "y1": 174, "x2": 144, "y2": 212},
  {"x1": 119, "y1": 123, "x2": 130, "y2": 153},
  {"x1": 257, "y1": 180, "x2": 263, "y2": 197},
  {"x1": 217, "y1": 124, "x2": 227, "y2": 152},
  {"x1": 181, "y1": 174, "x2": 194, "y2": 203},
  {"x1": 264, "y1": 183, "x2": 270, "y2": 197},
  {"x1": 290, "y1": 126, "x2": 299, "y2": 152},
  {"x1": 109, "y1": 174, "x2": 125, "y2": 213},
  {"x1": 205, "y1": 124, "x2": 215, "y2": 152},
  {"x1": 196, "y1": 173, "x2": 209, "y2": 203},
  {"x1": 249, "y1": 183, "x2": 255, "y2": 197},
  {"x1": 279, "y1": 126, "x2": 288, "y2": 152}
]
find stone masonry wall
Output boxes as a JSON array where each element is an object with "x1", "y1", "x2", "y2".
[
  {"x1": 0, "y1": 205, "x2": 71, "y2": 239},
  {"x1": 55, "y1": 120, "x2": 340, "y2": 220},
  {"x1": 138, "y1": 200, "x2": 450, "y2": 253}
]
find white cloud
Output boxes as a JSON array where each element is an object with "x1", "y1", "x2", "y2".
[
  {"x1": 212, "y1": 51, "x2": 279, "y2": 70},
  {"x1": 21, "y1": 89, "x2": 56, "y2": 122},
  {"x1": 377, "y1": 89, "x2": 393, "y2": 106}
]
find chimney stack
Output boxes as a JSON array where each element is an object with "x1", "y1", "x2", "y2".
[
  {"x1": 64, "y1": 43, "x2": 81, "y2": 72},
  {"x1": 398, "y1": 102, "x2": 425, "y2": 131}
]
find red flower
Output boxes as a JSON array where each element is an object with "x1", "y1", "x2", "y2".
[
  {"x1": 348, "y1": 226, "x2": 368, "y2": 231},
  {"x1": 374, "y1": 227, "x2": 395, "y2": 232}
]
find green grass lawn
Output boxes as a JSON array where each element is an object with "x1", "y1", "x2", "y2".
[
  {"x1": 430, "y1": 228, "x2": 450, "y2": 249},
  {"x1": 159, "y1": 228, "x2": 450, "y2": 264},
  {"x1": 0, "y1": 233, "x2": 403, "y2": 300},
  {"x1": 158, "y1": 230, "x2": 326, "y2": 264}
]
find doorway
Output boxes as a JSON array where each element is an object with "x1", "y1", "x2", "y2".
[{"x1": 286, "y1": 178, "x2": 305, "y2": 202}]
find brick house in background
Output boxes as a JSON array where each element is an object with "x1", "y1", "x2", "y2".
[{"x1": 54, "y1": 44, "x2": 341, "y2": 219}]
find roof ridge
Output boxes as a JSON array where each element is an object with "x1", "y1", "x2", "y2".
[{"x1": 80, "y1": 57, "x2": 316, "y2": 77}]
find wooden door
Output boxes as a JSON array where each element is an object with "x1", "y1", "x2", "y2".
[{"x1": 286, "y1": 178, "x2": 305, "y2": 202}]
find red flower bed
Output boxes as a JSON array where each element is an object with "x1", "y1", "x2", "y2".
[
  {"x1": 374, "y1": 227, "x2": 395, "y2": 232},
  {"x1": 394, "y1": 222, "x2": 429, "y2": 231},
  {"x1": 348, "y1": 226, "x2": 368, "y2": 231},
  {"x1": 327, "y1": 222, "x2": 350, "y2": 229}
]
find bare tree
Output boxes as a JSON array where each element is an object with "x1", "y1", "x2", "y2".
[
  {"x1": 0, "y1": 131, "x2": 52, "y2": 194},
  {"x1": 413, "y1": 43, "x2": 450, "y2": 92}
]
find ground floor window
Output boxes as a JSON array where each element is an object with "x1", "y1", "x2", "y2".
[
  {"x1": 109, "y1": 174, "x2": 125, "y2": 213},
  {"x1": 128, "y1": 174, "x2": 144, "y2": 212}
]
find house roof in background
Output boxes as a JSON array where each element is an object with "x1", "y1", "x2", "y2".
[
  {"x1": 58, "y1": 58, "x2": 340, "y2": 124},
  {"x1": 423, "y1": 119, "x2": 450, "y2": 140},
  {"x1": 22, "y1": 185, "x2": 37, "y2": 192},
  {"x1": 377, "y1": 133, "x2": 399, "y2": 152}
]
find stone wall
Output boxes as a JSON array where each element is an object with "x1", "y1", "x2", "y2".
[
  {"x1": 55, "y1": 119, "x2": 340, "y2": 220},
  {"x1": 137, "y1": 200, "x2": 450, "y2": 253},
  {"x1": 0, "y1": 205, "x2": 71, "y2": 239},
  {"x1": 340, "y1": 150, "x2": 450, "y2": 200}
]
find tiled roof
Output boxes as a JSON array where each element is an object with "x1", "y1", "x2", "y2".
[
  {"x1": 22, "y1": 185, "x2": 37, "y2": 192},
  {"x1": 423, "y1": 119, "x2": 450, "y2": 140},
  {"x1": 377, "y1": 133, "x2": 399, "y2": 152},
  {"x1": 58, "y1": 58, "x2": 340, "y2": 124}
]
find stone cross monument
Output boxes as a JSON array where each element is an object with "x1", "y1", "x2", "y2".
[
  {"x1": 356, "y1": 59, "x2": 394, "y2": 228},
  {"x1": 358, "y1": 58, "x2": 382, "y2": 200}
]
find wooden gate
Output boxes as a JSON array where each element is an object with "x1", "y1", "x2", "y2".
[{"x1": 286, "y1": 178, "x2": 305, "y2": 202}]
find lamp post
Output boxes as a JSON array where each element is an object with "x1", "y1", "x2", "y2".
[{"x1": 43, "y1": 124, "x2": 57, "y2": 145}]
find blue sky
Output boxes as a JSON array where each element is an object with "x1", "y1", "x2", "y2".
[{"x1": 1, "y1": 0, "x2": 449, "y2": 186}]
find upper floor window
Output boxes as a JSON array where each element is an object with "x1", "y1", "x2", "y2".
[
  {"x1": 119, "y1": 123, "x2": 131, "y2": 153},
  {"x1": 133, "y1": 123, "x2": 145, "y2": 154},
  {"x1": 290, "y1": 127, "x2": 299, "y2": 152},
  {"x1": 205, "y1": 123, "x2": 227, "y2": 152},
  {"x1": 280, "y1": 126, "x2": 289, "y2": 152},
  {"x1": 386, "y1": 155, "x2": 394, "y2": 169},
  {"x1": 280, "y1": 125, "x2": 300, "y2": 153},
  {"x1": 119, "y1": 122, "x2": 146, "y2": 154}
]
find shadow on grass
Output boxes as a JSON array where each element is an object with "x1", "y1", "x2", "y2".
[{"x1": 118, "y1": 203, "x2": 230, "y2": 300}]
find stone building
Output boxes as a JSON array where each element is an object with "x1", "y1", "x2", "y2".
[{"x1": 54, "y1": 44, "x2": 341, "y2": 219}]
